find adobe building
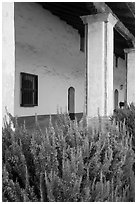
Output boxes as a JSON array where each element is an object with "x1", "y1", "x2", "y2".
[{"x1": 2, "y1": 2, "x2": 135, "y2": 124}]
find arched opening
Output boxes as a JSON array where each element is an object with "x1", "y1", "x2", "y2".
[
  {"x1": 114, "y1": 89, "x2": 119, "y2": 109},
  {"x1": 68, "y1": 87, "x2": 75, "y2": 120}
]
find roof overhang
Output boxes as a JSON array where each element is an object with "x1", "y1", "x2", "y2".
[
  {"x1": 38, "y1": 2, "x2": 135, "y2": 58},
  {"x1": 93, "y1": 2, "x2": 135, "y2": 48}
]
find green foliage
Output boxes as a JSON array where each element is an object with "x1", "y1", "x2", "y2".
[
  {"x1": 111, "y1": 103, "x2": 135, "y2": 151},
  {"x1": 2, "y1": 111, "x2": 135, "y2": 202}
]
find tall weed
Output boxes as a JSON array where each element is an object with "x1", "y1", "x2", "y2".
[{"x1": 2, "y1": 111, "x2": 135, "y2": 201}]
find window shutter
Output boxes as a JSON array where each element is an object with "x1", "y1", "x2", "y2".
[
  {"x1": 34, "y1": 75, "x2": 38, "y2": 105},
  {"x1": 20, "y1": 72, "x2": 38, "y2": 107}
]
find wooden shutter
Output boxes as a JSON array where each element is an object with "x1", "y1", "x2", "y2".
[{"x1": 20, "y1": 73, "x2": 38, "y2": 107}]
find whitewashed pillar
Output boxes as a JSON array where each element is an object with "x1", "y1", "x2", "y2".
[
  {"x1": 2, "y1": 3, "x2": 15, "y2": 119},
  {"x1": 124, "y1": 48, "x2": 135, "y2": 104},
  {"x1": 81, "y1": 13, "x2": 117, "y2": 118}
]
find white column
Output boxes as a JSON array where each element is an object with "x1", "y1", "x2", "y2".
[
  {"x1": 124, "y1": 48, "x2": 135, "y2": 104},
  {"x1": 2, "y1": 3, "x2": 15, "y2": 119},
  {"x1": 81, "y1": 13, "x2": 117, "y2": 118}
]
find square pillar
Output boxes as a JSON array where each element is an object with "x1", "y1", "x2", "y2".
[
  {"x1": 124, "y1": 49, "x2": 135, "y2": 104},
  {"x1": 2, "y1": 3, "x2": 15, "y2": 119},
  {"x1": 81, "y1": 13, "x2": 117, "y2": 118}
]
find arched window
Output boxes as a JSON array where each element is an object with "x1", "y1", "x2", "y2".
[
  {"x1": 114, "y1": 89, "x2": 119, "y2": 109},
  {"x1": 68, "y1": 87, "x2": 75, "y2": 120}
]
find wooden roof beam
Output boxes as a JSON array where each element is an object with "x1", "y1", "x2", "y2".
[
  {"x1": 125, "y1": 2, "x2": 135, "y2": 18},
  {"x1": 43, "y1": 3, "x2": 88, "y2": 16},
  {"x1": 93, "y1": 2, "x2": 135, "y2": 47}
]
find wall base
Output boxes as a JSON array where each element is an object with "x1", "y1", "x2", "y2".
[
  {"x1": 87, "y1": 116, "x2": 110, "y2": 132},
  {"x1": 17, "y1": 112, "x2": 83, "y2": 132}
]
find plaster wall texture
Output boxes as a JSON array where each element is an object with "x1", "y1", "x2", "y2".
[
  {"x1": 3, "y1": 2, "x2": 127, "y2": 119},
  {"x1": 14, "y1": 3, "x2": 85, "y2": 117},
  {"x1": 106, "y1": 21, "x2": 114, "y2": 116},
  {"x1": 2, "y1": 3, "x2": 15, "y2": 118},
  {"x1": 87, "y1": 19, "x2": 115, "y2": 117},
  {"x1": 113, "y1": 55, "x2": 126, "y2": 105},
  {"x1": 127, "y1": 50, "x2": 135, "y2": 103},
  {"x1": 87, "y1": 21, "x2": 105, "y2": 117}
]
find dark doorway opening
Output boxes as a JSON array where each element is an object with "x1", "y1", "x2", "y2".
[
  {"x1": 114, "y1": 89, "x2": 119, "y2": 109},
  {"x1": 68, "y1": 87, "x2": 75, "y2": 120}
]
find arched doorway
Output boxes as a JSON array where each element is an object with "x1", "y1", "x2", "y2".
[
  {"x1": 68, "y1": 87, "x2": 75, "y2": 120},
  {"x1": 114, "y1": 89, "x2": 119, "y2": 109}
]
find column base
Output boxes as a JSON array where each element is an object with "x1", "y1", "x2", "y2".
[{"x1": 87, "y1": 116, "x2": 110, "y2": 132}]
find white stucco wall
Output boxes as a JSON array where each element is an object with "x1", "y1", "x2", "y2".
[
  {"x1": 3, "y1": 2, "x2": 127, "y2": 118},
  {"x1": 2, "y1": 3, "x2": 15, "y2": 118},
  {"x1": 113, "y1": 55, "x2": 126, "y2": 106},
  {"x1": 126, "y1": 49, "x2": 135, "y2": 104},
  {"x1": 14, "y1": 3, "x2": 85, "y2": 117}
]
